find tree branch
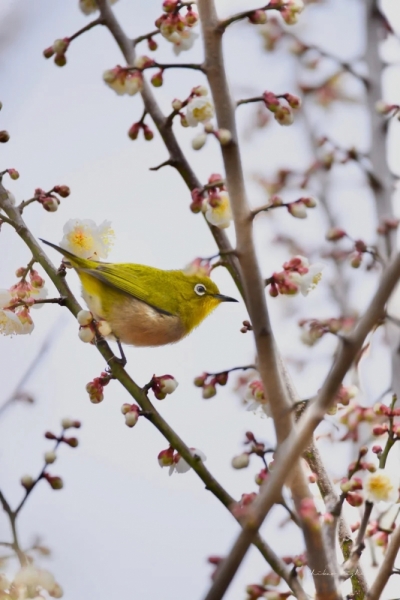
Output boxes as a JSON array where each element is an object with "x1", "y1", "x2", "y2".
[
  {"x1": 197, "y1": 2, "x2": 339, "y2": 598},
  {"x1": 202, "y1": 247, "x2": 400, "y2": 600},
  {"x1": 367, "y1": 525, "x2": 400, "y2": 600},
  {"x1": 0, "y1": 183, "x2": 306, "y2": 599}
]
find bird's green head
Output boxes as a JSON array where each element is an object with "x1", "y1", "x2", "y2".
[{"x1": 174, "y1": 271, "x2": 238, "y2": 334}]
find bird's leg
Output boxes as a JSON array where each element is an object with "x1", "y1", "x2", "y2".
[{"x1": 114, "y1": 338, "x2": 127, "y2": 367}]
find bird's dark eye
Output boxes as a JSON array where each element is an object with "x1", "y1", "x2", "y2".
[{"x1": 194, "y1": 284, "x2": 206, "y2": 296}]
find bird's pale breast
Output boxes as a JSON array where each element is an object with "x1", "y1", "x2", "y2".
[{"x1": 82, "y1": 287, "x2": 185, "y2": 346}]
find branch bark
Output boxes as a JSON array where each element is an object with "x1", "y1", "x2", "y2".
[
  {"x1": 197, "y1": 1, "x2": 340, "y2": 598},
  {"x1": 367, "y1": 525, "x2": 400, "y2": 600}
]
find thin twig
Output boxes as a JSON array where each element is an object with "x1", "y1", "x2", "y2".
[{"x1": 367, "y1": 526, "x2": 400, "y2": 600}]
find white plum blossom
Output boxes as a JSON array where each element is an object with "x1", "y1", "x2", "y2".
[
  {"x1": 186, "y1": 96, "x2": 214, "y2": 127},
  {"x1": 60, "y1": 219, "x2": 115, "y2": 259},
  {"x1": 13, "y1": 565, "x2": 60, "y2": 596},
  {"x1": 172, "y1": 29, "x2": 198, "y2": 55},
  {"x1": 365, "y1": 469, "x2": 399, "y2": 504},
  {"x1": 205, "y1": 192, "x2": 232, "y2": 229},
  {"x1": 0, "y1": 309, "x2": 27, "y2": 336},
  {"x1": 288, "y1": 257, "x2": 324, "y2": 296},
  {"x1": 30, "y1": 285, "x2": 49, "y2": 309},
  {"x1": 169, "y1": 448, "x2": 207, "y2": 475},
  {"x1": 245, "y1": 381, "x2": 271, "y2": 418},
  {"x1": 0, "y1": 289, "x2": 13, "y2": 308},
  {"x1": 79, "y1": 0, "x2": 118, "y2": 16}
]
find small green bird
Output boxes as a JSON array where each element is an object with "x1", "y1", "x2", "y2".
[{"x1": 41, "y1": 240, "x2": 237, "y2": 346}]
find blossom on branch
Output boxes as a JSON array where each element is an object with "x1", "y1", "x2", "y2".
[
  {"x1": 60, "y1": 219, "x2": 115, "y2": 259},
  {"x1": 364, "y1": 469, "x2": 399, "y2": 504},
  {"x1": 204, "y1": 191, "x2": 232, "y2": 229},
  {"x1": 186, "y1": 95, "x2": 214, "y2": 127}
]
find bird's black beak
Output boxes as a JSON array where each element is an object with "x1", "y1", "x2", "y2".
[{"x1": 213, "y1": 293, "x2": 239, "y2": 303}]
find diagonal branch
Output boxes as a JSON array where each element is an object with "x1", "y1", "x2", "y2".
[
  {"x1": 203, "y1": 247, "x2": 400, "y2": 600},
  {"x1": 367, "y1": 525, "x2": 400, "y2": 600},
  {"x1": 0, "y1": 183, "x2": 306, "y2": 599}
]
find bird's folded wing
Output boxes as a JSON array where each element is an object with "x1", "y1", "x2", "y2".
[{"x1": 80, "y1": 264, "x2": 174, "y2": 316}]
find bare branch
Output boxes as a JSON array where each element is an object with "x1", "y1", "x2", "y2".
[{"x1": 367, "y1": 526, "x2": 400, "y2": 600}]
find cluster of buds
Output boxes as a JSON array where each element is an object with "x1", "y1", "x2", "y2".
[
  {"x1": 325, "y1": 226, "x2": 379, "y2": 269},
  {"x1": 128, "y1": 120, "x2": 154, "y2": 141},
  {"x1": 261, "y1": 194, "x2": 317, "y2": 218},
  {"x1": 365, "y1": 520, "x2": 392, "y2": 550},
  {"x1": 194, "y1": 369, "x2": 228, "y2": 399},
  {"x1": 158, "y1": 446, "x2": 206, "y2": 475},
  {"x1": 147, "y1": 374, "x2": 179, "y2": 400},
  {"x1": 43, "y1": 38, "x2": 70, "y2": 67},
  {"x1": 21, "y1": 421, "x2": 80, "y2": 493},
  {"x1": 338, "y1": 401, "x2": 375, "y2": 443},
  {"x1": 32, "y1": 184, "x2": 70, "y2": 212},
  {"x1": 270, "y1": 0, "x2": 305, "y2": 25},
  {"x1": 190, "y1": 174, "x2": 232, "y2": 229},
  {"x1": 103, "y1": 65, "x2": 143, "y2": 96},
  {"x1": 299, "y1": 316, "x2": 355, "y2": 347},
  {"x1": 262, "y1": 91, "x2": 301, "y2": 126},
  {"x1": 0, "y1": 263, "x2": 48, "y2": 336},
  {"x1": 377, "y1": 217, "x2": 400, "y2": 236},
  {"x1": 121, "y1": 403, "x2": 141, "y2": 427},
  {"x1": 267, "y1": 255, "x2": 323, "y2": 298},
  {"x1": 77, "y1": 310, "x2": 112, "y2": 344},
  {"x1": 372, "y1": 401, "x2": 400, "y2": 439},
  {"x1": 156, "y1": 1, "x2": 199, "y2": 55},
  {"x1": 375, "y1": 100, "x2": 400, "y2": 120},
  {"x1": 231, "y1": 431, "x2": 273, "y2": 471},
  {"x1": 85, "y1": 370, "x2": 113, "y2": 404}
]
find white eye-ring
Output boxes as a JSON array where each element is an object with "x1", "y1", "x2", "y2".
[{"x1": 194, "y1": 283, "x2": 206, "y2": 296}]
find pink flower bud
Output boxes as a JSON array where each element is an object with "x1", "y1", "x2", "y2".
[
  {"x1": 45, "y1": 431, "x2": 57, "y2": 440},
  {"x1": 147, "y1": 37, "x2": 158, "y2": 51},
  {"x1": 162, "y1": 0, "x2": 179, "y2": 12},
  {"x1": 263, "y1": 91, "x2": 280, "y2": 111},
  {"x1": 350, "y1": 252, "x2": 362, "y2": 268},
  {"x1": 274, "y1": 106, "x2": 294, "y2": 126},
  {"x1": 63, "y1": 436, "x2": 79, "y2": 448},
  {"x1": 372, "y1": 445, "x2": 382, "y2": 454},
  {"x1": 41, "y1": 196, "x2": 60, "y2": 212},
  {"x1": 7, "y1": 168, "x2": 19, "y2": 180},
  {"x1": 372, "y1": 424, "x2": 388, "y2": 436},
  {"x1": 45, "y1": 474, "x2": 64, "y2": 490},
  {"x1": 54, "y1": 53, "x2": 67, "y2": 67},
  {"x1": 79, "y1": 326, "x2": 95, "y2": 343},
  {"x1": 346, "y1": 492, "x2": 363, "y2": 507},
  {"x1": 171, "y1": 98, "x2": 183, "y2": 111},
  {"x1": 21, "y1": 475, "x2": 34, "y2": 490},
  {"x1": 202, "y1": 384, "x2": 217, "y2": 399},
  {"x1": 255, "y1": 468, "x2": 268, "y2": 485},
  {"x1": 53, "y1": 185, "x2": 70, "y2": 197},
  {"x1": 143, "y1": 125, "x2": 154, "y2": 141},
  {"x1": 326, "y1": 227, "x2": 346, "y2": 241},
  {"x1": 282, "y1": 92, "x2": 301, "y2": 109},
  {"x1": 185, "y1": 9, "x2": 199, "y2": 26},
  {"x1": 53, "y1": 38, "x2": 69, "y2": 54},
  {"x1": 308, "y1": 473, "x2": 317, "y2": 483},
  {"x1": 151, "y1": 70, "x2": 164, "y2": 87},
  {"x1": 217, "y1": 129, "x2": 232, "y2": 146},
  {"x1": 151, "y1": 375, "x2": 179, "y2": 400},
  {"x1": 43, "y1": 46, "x2": 55, "y2": 59},
  {"x1": 287, "y1": 201, "x2": 307, "y2": 218},
  {"x1": 231, "y1": 453, "x2": 250, "y2": 469},
  {"x1": 128, "y1": 122, "x2": 141, "y2": 140},
  {"x1": 194, "y1": 373, "x2": 207, "y2": 387},
  {"x1": 158, "y1": 447, "x2": 174, "y2": 467},
  {"x1": 248, "y1": 10, "x2": 267, "y2": 24},
  {"x1": 125, "y1": 408, "x2": 140, "y2": 427}
]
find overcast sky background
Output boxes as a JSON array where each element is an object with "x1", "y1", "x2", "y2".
[{"x1": 0, "y1": 0, "x2": 400, "y2": 598}]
